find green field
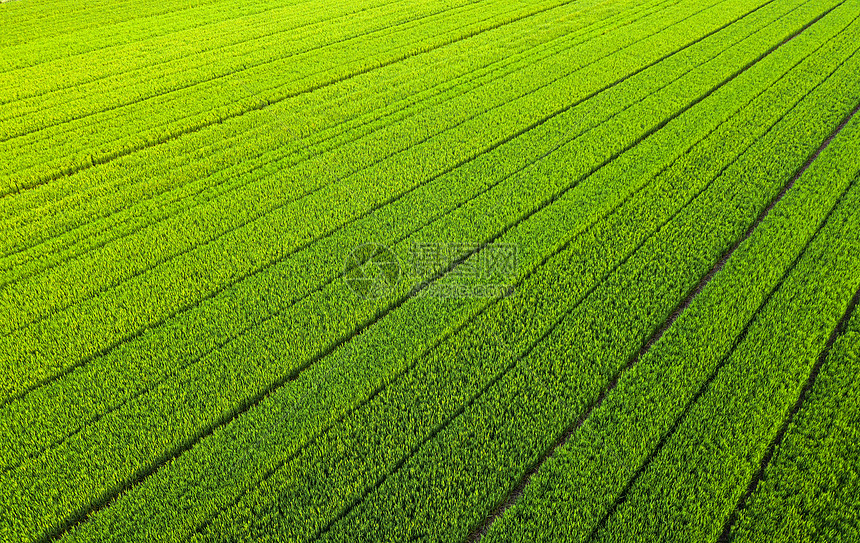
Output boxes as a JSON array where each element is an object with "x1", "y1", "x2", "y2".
[{"x1": 1, "y1": 0, "x2": 859, "y2": 541}]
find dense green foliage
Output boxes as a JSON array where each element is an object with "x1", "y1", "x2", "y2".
[
  {"x1": 1, "y1": 0, "x2": 858, "y2": 541},
  {"x1": 726, "y1": 305, "x2": 860, "y2": 542}
]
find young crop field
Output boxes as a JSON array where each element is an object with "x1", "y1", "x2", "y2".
[{"x1": 1, "y1": 0, "x2": 859, "y2": 541}]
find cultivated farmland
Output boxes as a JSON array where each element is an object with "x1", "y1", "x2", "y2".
[{"x1": 1, "y1": 0, "x2": 858, "y2": 541}]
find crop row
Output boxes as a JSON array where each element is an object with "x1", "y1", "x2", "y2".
[
  {"x1": 0, "y1": 0, "x2": 790, "y2": 493},
  {"x1": 0, "y1": 0, "x2": 677, "y2": 278},
  {"x1": 482, "y1": 85, "x2": 860, "y2": 543},
  {"x1": 0, "y1": 0, "x2": 814, "y2": 476},
  {"x1": 0, "y1": 0, "x2": 237, "y2": 57},
  {"x1": 0, "y1": 0, "x2": 769, "y2": 406},
  {"x1": 0, "y1": 0, "x2": 579, "y2": 237},
  {"x1": 0, "y1": 0, "x2": 487, "y2": 135},
  {"x1": 0, "y1": 1, "x2": 706, "y2": 470},
  {"x1": 0, "y1": 0, "x2": 736, "y2": 318},
  {"x1": 0, "y1": 0, "x2": 700, "y2": 206},
  {"x1": 0, "y1": 0, "x2": 819, "y2": 537},
  {"x1": 0, "y1": 0, "x2": 380, "y2": 76},
  {"x1": 0, "y1": 0, "x2": 636, "y2": 319},
  {"x1": 726, "y1": 298, "x2": 860, "y2": 542},
  {"x1": 34, "y1": 5, "x2": 860, "y2": 541},
  {"x1": 0, "y1": 0, "x2": 581, "y2": 191}
]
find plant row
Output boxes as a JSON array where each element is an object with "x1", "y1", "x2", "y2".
[
  {"x1": 0, "y1": 0, "x2": 576, "y2": 191},
  {"x1": 0, "y1": 0, "x2": 689, "y2": 199},
  {"x1": 0, "y1": 0, "x2": 237, "y2": 58},
  {"x1": 0, "y1": 0, "x2": 485, "y2": 135},
  {"x1": 0, "y1": 0, "x2": 627, "y2": 321},
  {"x1": 0, "y1": 0, "x2": 384, "y2": 77}
]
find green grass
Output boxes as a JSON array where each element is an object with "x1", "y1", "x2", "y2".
[{"x1": 1, "y1": 0, "x2": 858, "y2": 541}]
